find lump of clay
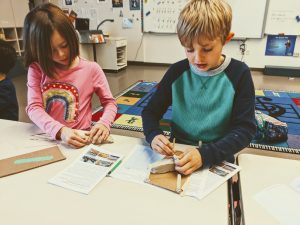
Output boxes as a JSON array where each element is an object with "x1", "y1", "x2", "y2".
[{"x1": 150, "y1": 158, "x2": 175, "y2": 174}]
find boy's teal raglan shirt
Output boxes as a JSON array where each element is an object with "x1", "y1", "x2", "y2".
[
  {"x1": 142, "y1": 56, "x2": 256, "y2": 167},
  {"x1": 172, "y1": 69, "x2": 234, "y2": 145}
]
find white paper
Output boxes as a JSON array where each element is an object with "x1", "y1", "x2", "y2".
[
  {"x1": 254, "y1": 184, "x2": 300, "y2": 225},
  {"x1": 111, "y1": 144, "x2": 163, "y2": 184},
  {"x1": 184, "y1": 161, "x2": 241, "y2": 200},
  {"x1": 265, "y1": 0, "x2": 300, "y2": 35},
  {"x1": 0, "y1": 125, "x2": 57, "y2": 159},
  {"x1": 48, "y1": 144, "x2": 123, "y2": 194},
  {"x1": 112, "y1": 144, "x2": 240, "y2": 200},
  {"x1": 290, "y1": 176, "x2": 300, "y2": 193}
]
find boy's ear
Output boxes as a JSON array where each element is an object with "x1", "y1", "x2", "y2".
[{"x1": 225, "y1": 32, "x2": 235, "y2": 44}]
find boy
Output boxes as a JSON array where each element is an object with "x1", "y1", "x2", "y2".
[
  {"x1": 142, "y1": 0, "x2": 256, "y2": 175},
  {"x1": 0, "y1": 39, "x2": 18, "y2": 121}
]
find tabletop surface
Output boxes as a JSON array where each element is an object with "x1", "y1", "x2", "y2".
[
  {"x1": 238, "y1": 153, "x2": 300, "y2": 225},
  {"x1": 0, "y1": 119, "x2": 228, "y2": 225}
]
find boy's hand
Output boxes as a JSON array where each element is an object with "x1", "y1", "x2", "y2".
[
  {"x1": 151, "y1": 134, "x2": 174, "y2": 156},
  {"x1": 88, "y1": 123, "x2": 109, "y2": 144},
  {"x1": 175, "y1": 148, "x2": 202, "y2": 175},
  {"x1": 59, "y1": 127, "x2": 88, "y2": 148}
]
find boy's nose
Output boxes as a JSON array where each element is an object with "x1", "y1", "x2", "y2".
[{"x1": 194, "y1": 52, "x2": 203, "y2": 63}]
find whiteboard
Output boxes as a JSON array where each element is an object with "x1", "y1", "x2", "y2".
[
  {"x1": 265, "y1": 0, "x2": 300, "y2": 35},
  {"x1": 142, "y1": 0, "x2": 269, "y2": 39}
]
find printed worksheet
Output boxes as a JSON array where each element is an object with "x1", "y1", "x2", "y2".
[
  {"x1": 111, "y1": 144, "x2": 163, "y2": 184},
  {"x1": 48, "y1": 144, "x2": 123, "y2": 194},
  {"x1": 184, "y1": 161, "x2": 241, "y2": 200},
  {"x1": 112, "y1": 144, "x2": 240, "y2": 200}
]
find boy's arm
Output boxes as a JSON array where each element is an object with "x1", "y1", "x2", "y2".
[
  {"x1": 0, "y1": 88, "x2": 11, "y2": 111},
  {"x1": 199, "y1": 68, "x2": 256, "y2": 167},
  {"x1": 142, "y1": 69, "x2": 174, "y2": 144}
]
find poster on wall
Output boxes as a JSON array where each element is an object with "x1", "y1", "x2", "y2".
[
  {"x1": 65, "y1": 0, "x2": 72, "y2": 5},
  {"x1": 130, "y1": 0, "x2": 140, "y2": 10},
  {"x1": 112, "y1": 0, "x2": 123, "y2": 7},
  {"x1": 265, "y1": 35, "x2": 297, "y2": 56}
]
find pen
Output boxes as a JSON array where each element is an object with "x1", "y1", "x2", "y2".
[{"x1": 108, "y1": 160, "x2": 122, "y2": 175}]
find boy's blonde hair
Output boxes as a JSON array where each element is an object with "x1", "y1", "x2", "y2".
[{"x1": 177, "y1": 0, "x2": 232, "y2": 47}]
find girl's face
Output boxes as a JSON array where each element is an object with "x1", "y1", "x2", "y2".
[{"x1": 50, "y1": 30, "x2": 70, "y2": 69}]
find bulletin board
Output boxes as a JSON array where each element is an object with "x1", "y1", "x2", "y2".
[
  {"x1": 264, "y1": 0, "x2": 300, "y2": 35},
  {"x1": 142, "y1": 0, "x2": 269, "y2": 39}
]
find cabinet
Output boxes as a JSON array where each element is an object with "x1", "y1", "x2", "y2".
[
  {"x1": 0, "y1": 0, "x2": 29, "y2": 56},
  {"x1": 96, "y1": 37, "x2": 127, "y2": 72},
  {"x1": 0, "y1": 27, "x2": 24, "y2": 56}
]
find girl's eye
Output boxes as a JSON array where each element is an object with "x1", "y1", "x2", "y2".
[{"x1": 186, "y1": 49, "x2": 194, "y2": 53}]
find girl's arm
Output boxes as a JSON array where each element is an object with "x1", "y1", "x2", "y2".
[
  {"x1": 26, "y1": 64, "x2": 64, "y2": 139},
  {"x1": 92, "y1": 65, "x2": 117, "y2": 129}
]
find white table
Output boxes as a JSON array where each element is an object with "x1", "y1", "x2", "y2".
[
  {"x1": 238, "y1": 153, "x2": 300, "y2": 225},
  {"x1": 0, "y1": 119, "x2": 228, "y2": 225}
]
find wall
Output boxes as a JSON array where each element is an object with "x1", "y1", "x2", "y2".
[{"x1": 58, "y1": 0, "x2": 300, "y2": 69}]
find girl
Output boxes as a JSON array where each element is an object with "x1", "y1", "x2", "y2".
[{"x1": 23, "y1": 3, "x2": 117, "y2": 148}]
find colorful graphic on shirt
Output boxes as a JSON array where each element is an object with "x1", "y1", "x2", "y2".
[{"x1": 42, "y1": 82, "x2": 79, "y2": 122}]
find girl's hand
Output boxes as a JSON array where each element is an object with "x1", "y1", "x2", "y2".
[
  {"x1": 151, "y1": 134, "x2": 174, "y2": 156},
  {"x1": 59, "y1": 127, "x2": 88, "y2": 148},
  {"x1": 175, "y1": 148, "x2": 203, "y2": 175},
  {"x1": 88, "y1": 123, "x2": 109, "y2": 144}
]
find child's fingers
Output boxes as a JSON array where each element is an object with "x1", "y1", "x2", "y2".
[
  {"x1": 73, "y1": 131, "x2": 88, "y2": 143},
  {"x1": 69, "y1": 139, "x2": 87, "y2": 148},
  {"x1": 92, "y1": 129, "x2": 103, "y2": 144},
  {"x1": 97, "y1": 130, "x2": 109, "y2": 144},
  {"x1": 175, "y1": 149, "x2": 202, "y2": 175},
  {"x1": 153, "y1": 145, "x2": 168, "y2": 155},
  {"x1": 157, "y1": 137, "x2": 173, "y2": 155},
  {"x1": 88, "y1": 127, "x2": 98, "y2": 142}
]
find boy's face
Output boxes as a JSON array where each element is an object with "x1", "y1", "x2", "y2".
[
  {"x1": 184, "y1": 36, "x2": 225, "y2": 72},
  {"x1": 51, "y1": 30, "x2": 70, "y2": 69}
]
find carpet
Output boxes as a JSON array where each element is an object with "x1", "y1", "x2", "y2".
[{"x1": 92, "y1": 81, "x2": 300, "y2": 154}]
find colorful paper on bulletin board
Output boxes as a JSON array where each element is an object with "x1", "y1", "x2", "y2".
[{"x1": 265, "y1": 35, "x2": 296, "y2": 56}]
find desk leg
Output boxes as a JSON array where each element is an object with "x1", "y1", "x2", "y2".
[{"x1": 92, "y1": 43, "x2": 97, "y2": 62}]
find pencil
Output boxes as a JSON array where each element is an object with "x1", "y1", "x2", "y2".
[
  {"x1": 176, "y1": 173, "x2": 182, "y2": 193},
  {"x1": 172, "y1": 138, "x2": 176, "y2": 155}
]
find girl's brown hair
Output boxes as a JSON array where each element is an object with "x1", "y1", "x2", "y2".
[
  {"x1": 23, "y1": 3, "x2": 79, "y2": 78},
  {"x1": 177, "y1": 0, "x2": 232, "y2": 48}
]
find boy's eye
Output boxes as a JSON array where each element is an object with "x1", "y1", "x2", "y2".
[
  {"x1": 203, "y1": 48, "x2": 212, "y2": 52},
  {"x1": 186, "y1": 49, "x2": 194, "y2": 53}
]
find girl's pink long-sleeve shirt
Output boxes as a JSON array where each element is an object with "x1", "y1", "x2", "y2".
[{"x1": 26, "y1": 58, "x2": 117, "y2": 139}]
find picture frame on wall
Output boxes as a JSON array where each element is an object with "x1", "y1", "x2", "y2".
[
  {"x1": 130, "y1": 0, "x2": 140, "y2": 10},
  {"x1": 65, "y1": 0, "x2": 72, "y2": 6},
  {"x1": 112, "y1": 0, "x2": 123, "y2": 8}
]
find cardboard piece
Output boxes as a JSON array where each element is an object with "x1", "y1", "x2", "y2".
[
  {"x1": 0, "y1": 146, "x2": 66, "y2": 178},
  {"x1": 148, "y1": 171, "x2": 190, "y2": 193}
]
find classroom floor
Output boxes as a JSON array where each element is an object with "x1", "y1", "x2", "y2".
[{"x1": 12, "y1": 64, "x2": 300, "y2": 124}]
